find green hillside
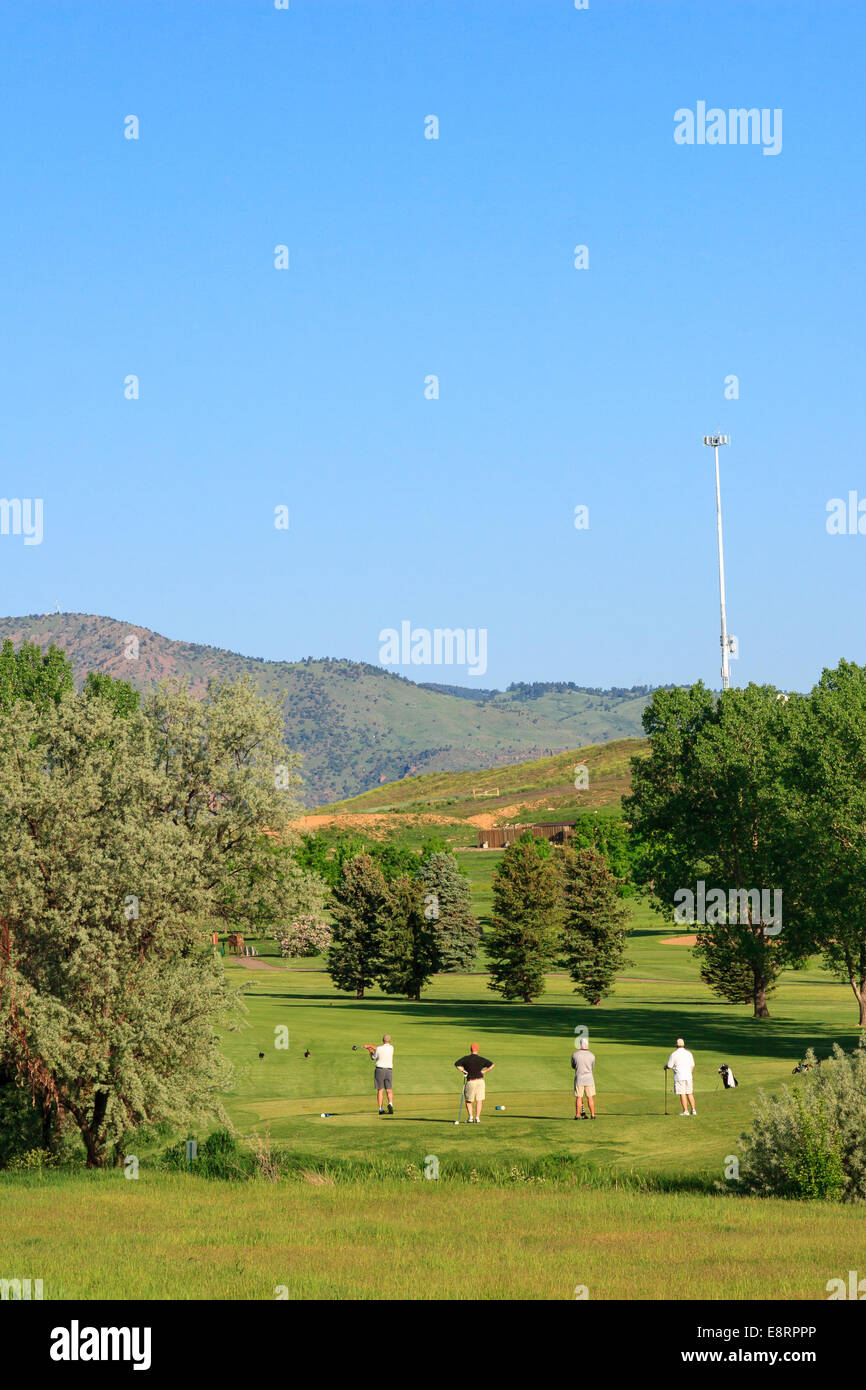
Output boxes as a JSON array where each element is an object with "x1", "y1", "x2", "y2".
[
  {"x1": 317, "y1": 738, "x2": 645, "y2": 821},
  {"x1": 0, "y1": 613, "x2": 655, "y2": 806}
]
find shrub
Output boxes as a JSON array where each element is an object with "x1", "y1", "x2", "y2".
[
  {"x1": 159, "y1": 1128, "x2": 248, "y2": 1180},
  {"x1": 5, "y1": 1147, "x2": 56, "y2": 1172},
  {"x1": 739, "y1": 1040, "x2": 866, "y2": 1201}
]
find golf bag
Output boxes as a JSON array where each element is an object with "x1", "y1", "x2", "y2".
[{"x1": 717, "y1": 1063, "x2": 738, "y2": 1089}]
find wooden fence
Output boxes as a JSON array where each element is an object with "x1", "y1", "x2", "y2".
[{"x1": 476, "y1": 822, "x2": 574, "y2": 849}]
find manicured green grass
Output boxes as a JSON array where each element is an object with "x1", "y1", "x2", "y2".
[
  {"x1": 220, "y1": 905, "x2": 861, "y2": 1185},
  {"x1": 5, "y1": 893, "x2": 863, "y2": 1301},
  {"x1": 1, "y1": 1169, "x2": 861, "y2": 1299}
]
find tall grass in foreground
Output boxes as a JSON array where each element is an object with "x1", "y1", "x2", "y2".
[{"x1": 0, "y1": 1169, "x2": 862, "y2": 1300}]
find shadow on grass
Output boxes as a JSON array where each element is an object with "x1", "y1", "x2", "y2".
[{"x1": 247, "y1": 993, "x2": 857, "y2": 1066}]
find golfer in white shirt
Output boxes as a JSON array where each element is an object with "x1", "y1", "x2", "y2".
[
  {"x1": 665, "y1": 1037, "x2": 697, "y2": 1115},
  {"x1": 365, "y1": 1035, "x2": 395, "y2": 1115}
]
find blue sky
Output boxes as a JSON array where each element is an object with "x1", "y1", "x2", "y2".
[{"x1": 1, "y1": 0, "x2": 864, "y2": 692}]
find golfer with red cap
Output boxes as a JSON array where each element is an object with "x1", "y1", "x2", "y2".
[{"x1": 454, "y1": 1042, "x2": 495, "y2": 1124}]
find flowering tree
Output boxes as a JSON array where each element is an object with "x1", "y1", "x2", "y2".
[{"x1": 274, "y1": 914, "x2": 332, "y2": 958}]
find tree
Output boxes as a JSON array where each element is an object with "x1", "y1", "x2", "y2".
[
  {"x1": 327, "y1": 854, "x2": 391, "y2": 998},
  {"x1": 273, "y1": 914, "x2": 332, "y2": 959},
  {"x1": 0, "y1": 675, "x2": 306, "y2": 1167},
  {"x1": 0, "y1": 639, "x2": 73, "y2": 712},
  {"x1": 419, "y1": 851, "x2": 479, "y2": 972},
  {"x1": 298, "y1": 831, "x2": 421, "y2": 890},
  {"x1": 420, "y1": 835, "x2": 451, "y2": 862},
  {"x1": 486, "y1": 835, "x2": 562, "y2": 1003},
  {"x1": 377, "y1": 875, "x2": 438, "y2": 1001},
  {"x1": 83, "y1": 669, "x2": 141, "y2": 717},
  {"x1": 560, "y1": 846, "x2": 631, "y2": 1005},
  {"x1": 0, "y1": 695, "x2": 224, "y2": 1167},
  {"x1": 143, "y1": 678, "x2": 308, "y2": 933},
  {"x1": 568, "y1": 814, "x2": 635, "y2": 895},
  {"x1": 790, "y1": 661, "x2": 866, "y2": 1024},
  {"x1": 625, "y1": 683, "x2": 802, "y2": 1019}
]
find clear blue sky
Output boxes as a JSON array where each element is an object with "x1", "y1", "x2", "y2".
[{"x1": 2, "y1": 0, "x2": 864, "y2": 692}]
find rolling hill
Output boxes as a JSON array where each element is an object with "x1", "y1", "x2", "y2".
[
  {"x1": 0, "y1": 612, "x2": 657, "y2": 806},
  {"x1": 311, "y1": 739, "x2": 643, "y2": 821},
  {"x1": 296, "y1": 739, "x2": 646, "y2": 852}
]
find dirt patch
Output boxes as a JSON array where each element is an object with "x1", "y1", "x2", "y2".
[
  {"x1": 292, "y1": 811, "x2": 462, "y2": 836},
  {"x1": 466, "y1": 803, "x2": 525, "y2": 829},
  {"x1": 660, "y1": 935, "x2": 698, "y2": 946},
  {"x1": 232, "y1": 956, "x2": 281, "y2": 970}
]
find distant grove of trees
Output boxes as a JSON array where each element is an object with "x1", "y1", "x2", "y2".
[
  {"x1": 306, "y1": 833, "x2": 480, "y2": 1000},
  {"x1": 483, "y1": 833, "x2": 631, "y2": 1006},
  {"x1": 505, "y1": 681, "x2": 682, "y2": 701},
  {"x1": 420, "y1": 680, "x2": 684, "y2": 703}
]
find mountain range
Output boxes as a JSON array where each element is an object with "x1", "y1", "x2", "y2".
[{"x1": 0, "y1": 613, "x2": 660, "y2": 807}]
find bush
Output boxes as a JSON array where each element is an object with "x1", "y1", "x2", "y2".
[
  {"x1": 5, "y1": 1147, "x2": 57, "y2": 1172},
  {"x1": 740, "y1": 1040, "x2": 866, "y2": 1201},
  {"x1": 159, "y1": 1128, "x2": 249, "y2": 1180}
]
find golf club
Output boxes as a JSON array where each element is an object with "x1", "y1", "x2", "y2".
[
  {"x1": 455, "y1": 1078, "x2": 467, "y2": 1125},
  {"x1": 664, "y1": 1065, "x2": 668, "y2": 1115}
]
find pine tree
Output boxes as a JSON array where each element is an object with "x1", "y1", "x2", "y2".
[
  {"x1": 376, "y1": 875, "x2": 438, "y2": 1001},
  {"x1": 560, "y1": 846, "x2": 631, "y2": 1005},
  {"x1": 487, "y1": 835, "x2": 562, "y2": 1003},
  {"x1": 419, "y1": 852, "x2": 479, "y2": 972},
  {"x1": 327, "y1": 854, "x2": 390, "y2": 999}
]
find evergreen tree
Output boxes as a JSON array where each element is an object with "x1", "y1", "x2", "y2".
[
  {"x1": 376, "y1": 875, "x2": 438, "y2": 1001},
  {"x1": 419, "y1": 852, "x2": 479, "y2": 972},
  {"x1": 327, "y1": 854, "x2": 390, "y2": 999},
  {"x1": 560, "y1": 846, "x2": 631, "y2": 1005},
  {"x1": 487, "y1": 835, "x2": 562, "y2": 1003}
]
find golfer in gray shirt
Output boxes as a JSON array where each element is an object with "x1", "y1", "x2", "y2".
[{"x1": 570, "y1": 1038, "x2": 597, "y2": 1119}]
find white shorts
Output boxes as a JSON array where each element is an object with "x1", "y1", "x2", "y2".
[{"x1": 674, "y1": 1077, "x2": 693, "y2": 1095}]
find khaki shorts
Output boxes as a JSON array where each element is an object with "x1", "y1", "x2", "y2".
[
  {"x1": 464, "y1": 1078, "x2": 485, "y2": 1103},
  {"x1": 575, "y1": 1083, "x2": 596, "y2": 1098}
]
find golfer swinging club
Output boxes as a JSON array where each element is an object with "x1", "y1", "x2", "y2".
[
  {"x1": 364, "y1": 1034, "x2": 395, "y2": 1115},
  {"x1": 665, "y1": 1036, "x2": 697, "y2": 1116},
  {"x1": 454, "y1": 1042, "x2": 494, "y2": 1124}
]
